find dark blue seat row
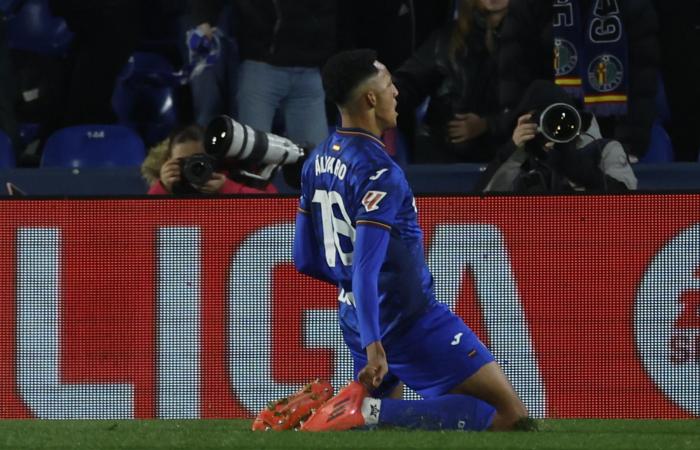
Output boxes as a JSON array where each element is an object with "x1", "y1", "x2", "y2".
[
  {"x1": 39, "y1": 125, "x2": 146, "y2": 168},
  {"x1": 5, "y1": 0, "x2": 181, "y2": 153}
]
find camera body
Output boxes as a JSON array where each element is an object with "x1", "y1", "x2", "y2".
[
  {"x1": 179, "y1": 153, "x2": 217, "y2": 185},
  {"x1": 171, "y1": 154, "x2": 219, "y2": 195}
]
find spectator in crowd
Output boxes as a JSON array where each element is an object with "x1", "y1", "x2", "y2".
[
  {"x1": 0, "y1": 14, "x2": 19, "y2": 153},
  {"x1": 182, "y1": 1, "x2": 238, "y2": 127},
  {"x1": 190, "y1": 0, "x2": 339, "y2": 149},
  {"x1": 142, "y1": 124, "x2": 277, "y2": 195},
  {"x1": 392, "y1": 0, "x2": 509, "y2": 163},
  {"x1": 653, "y1": 1, "x2": 700, "y2": 162},
  {"x1": 476, "y1": 80, "x2": 637, "y2": 193},
  {"x1": 497, "y1": 0, "x2": 660, "y2": 161}
]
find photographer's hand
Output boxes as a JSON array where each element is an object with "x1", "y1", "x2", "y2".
[
  {"x1": 196, "y1": 172, "x2": 226, "y2": 194},
  {"x1": 160, "y1": 158, "x2": 182, "y2": 193},
  {"x1": 448, "y1": 113, "x2": 487, "y2": 143},
  {"x1": 512, "y1": 113, "x2": 538, "y2": 149}
]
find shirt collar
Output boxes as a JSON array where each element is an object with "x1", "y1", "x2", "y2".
[{"x1": 335, "y1": 127, "x2": 386, "y2": 148}]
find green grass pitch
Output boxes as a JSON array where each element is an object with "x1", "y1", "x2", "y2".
[{"x1": 0, "y1": 419, "x2": 697, "y2": 450}]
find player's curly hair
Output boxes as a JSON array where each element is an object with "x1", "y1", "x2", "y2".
[{"x1": 322, "y1": 49, "x2": 379, "y2": 107}]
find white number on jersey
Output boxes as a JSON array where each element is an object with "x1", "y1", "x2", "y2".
[{"x1": 312, "y1": 190, "x2": 355, "y2": 267}]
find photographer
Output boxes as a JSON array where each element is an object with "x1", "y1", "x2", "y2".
[
  {"x1": 497, "y1": 0, "x2": 659, "y2": 161},
  {"x1": 142, "y1": 124, "x2": 277, "y2": 195},
  {"x1": 476, "y1": 80, "x2": 637, "y2": 193}
]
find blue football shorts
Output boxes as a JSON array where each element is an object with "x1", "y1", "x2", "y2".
[{"x1": 342, "y1": 302, "x2": 495, "y2": 399}]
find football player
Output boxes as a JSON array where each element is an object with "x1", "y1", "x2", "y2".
[{"x1": 292, "y1": 49, "x2": 533, "y2": 432}]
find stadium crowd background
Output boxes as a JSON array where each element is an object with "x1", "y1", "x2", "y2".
[
  {"x1": 0, "y1": 1, "x2": 699, "y2": 429},
  {"x1": 0, "y1": 0, "x2": 698, "y2": 194}
]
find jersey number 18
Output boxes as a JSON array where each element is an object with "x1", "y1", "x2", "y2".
[{"x1": 312, "y1": 190, "x2": 355, "y2": 267}]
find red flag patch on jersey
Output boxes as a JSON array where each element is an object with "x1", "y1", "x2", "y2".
[{"x1": 361, "y1": 191, "x2": 387, "y2": 212}]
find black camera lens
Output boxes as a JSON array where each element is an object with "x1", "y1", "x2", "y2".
[
  {"x1": 204, "y1": 116, "x2": 233, "y2": 159},
  {"x1": 539, "y1": 103, "x2": 581, "y2": 143},
  {"x1": 180, "y1": 154, "x2": 216, "y2": 186}
]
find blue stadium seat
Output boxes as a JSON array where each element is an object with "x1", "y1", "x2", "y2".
[
  {"x1": 18, "y1": 122, "x2": 40, "y2": 148},
  {"x1": 112, "y1": 52, "x2": 181, "y2": 146},
  {"x1": 4, "y1": 0, "x2": 73, "y2": 56},
  {"x1": 640, "y1": 121, "x2": 674, "y2": 163},
  {"x1": 40, "y1": 125, "x2": 146, "y2": 168},
  {"x1": 0, "y1": 130, "x2": 16, "y2": 168}
]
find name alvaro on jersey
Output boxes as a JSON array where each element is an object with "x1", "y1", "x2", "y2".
[{"x1": 314, "y1": 154, "x2": 348, "y2": 180}]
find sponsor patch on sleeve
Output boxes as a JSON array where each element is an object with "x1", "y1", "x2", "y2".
[{"x1": 361, "y1": 191, "x2": 387, "y2": 212}]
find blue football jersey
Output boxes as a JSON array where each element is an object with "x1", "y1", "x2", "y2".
[{"x1": 298, "y1": 127, "x2": 438, "y2": 343}]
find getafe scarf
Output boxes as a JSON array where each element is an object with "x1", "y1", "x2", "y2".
[{"x1": 553, "y1": 0, "x2": 629, "y2": 116}]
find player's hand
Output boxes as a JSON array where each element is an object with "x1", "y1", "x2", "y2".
[
  {"x1": 160, "y1": 158, "x2": 182, "y2": 193},
  {"x1": 512, "y1": 113, "x2": 538, "y2": 149},
  {"x1": 195, "y1": 172, "x2": 226, "y2": 194},
  {"x1": 358, "y1": 341, "x2": 388, "y2": 391},
  {"x1": 447, "y1": 113, "x2": 487, "y2": 143}
]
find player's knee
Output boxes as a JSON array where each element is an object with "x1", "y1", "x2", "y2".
[
  {"x1": 512, "y1": 400, "x2": 528, "y2": 419},
  {"x1": 492, "y1": 399, "x2": 531, "y2": 431},
  {"x1": 512, "y1": 416, "x2": 538, "y2": 431},
  {"x1": 500, "y1": 407, "x2": 535, "y2": 431}
]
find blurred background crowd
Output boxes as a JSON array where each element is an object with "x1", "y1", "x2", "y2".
[{"x1": 0, "y1": 0, "x2": 697, "y2": 193}]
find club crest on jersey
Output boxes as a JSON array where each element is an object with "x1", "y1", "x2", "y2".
[{"x1": 361, "y1": 191, "x2": 387, "y2": 212}]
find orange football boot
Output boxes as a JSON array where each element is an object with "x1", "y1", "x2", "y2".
[
  {"x1": 300, "y1": 381, "x2": 368, "y2": 432},
  {"x1": 251, "y1": 379, "x2": 334, "y2": 431}
]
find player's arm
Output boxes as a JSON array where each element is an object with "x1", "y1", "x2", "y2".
[
  {"x1": 352, "y1": 166, "x2": 405, "y2": 389},
  {"x1": 353, "y1": 222, "x2": 391, "y2": 389},
  {"x1": 293, "y1": 208, "x2": 336, "y2": 285}
]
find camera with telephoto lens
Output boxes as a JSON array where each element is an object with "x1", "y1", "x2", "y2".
[
  {"x1": 204, "y1": 115, "x2": 305, "y2": 185},
  {"x1": 536, "y1": 102, "x2": 581, "y2": 143},
  {"x1": 526, "y1": 102, "x2": 582, "y2": 158}
]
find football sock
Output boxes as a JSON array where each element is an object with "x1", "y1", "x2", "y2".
[{"x1": 363, "y1": 395, "x2": 496, "y2": 431}]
